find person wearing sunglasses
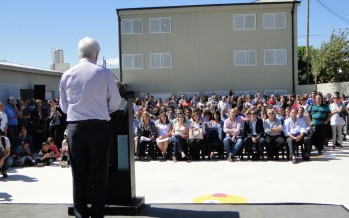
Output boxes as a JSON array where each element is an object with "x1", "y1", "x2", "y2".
[
  {"x1": 263, "y1": 108, "x2": 285, "y2": 160},
  {"x1": 243, "y1": 110, "x2": 266, "y2": 160}
]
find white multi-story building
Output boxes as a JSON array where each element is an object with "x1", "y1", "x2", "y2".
[{"x1": 117, "y1": 0, "x2": 300, "y2": 98}]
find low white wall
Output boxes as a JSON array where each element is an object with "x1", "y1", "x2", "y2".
[
  {"x1": 317, "y1": 82, "x2": 349, "y2": 96},
  {"x1": 297, "y1": 82, "x2": 349, "y2": 96}
]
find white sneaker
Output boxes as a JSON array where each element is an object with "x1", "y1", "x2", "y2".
[{"x1": 62, "y1": 161, "x2": 68, "y2": 168}]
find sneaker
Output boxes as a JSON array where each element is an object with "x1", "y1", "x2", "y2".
[
  {"x1": 37, "y1": 163, "x2": 44, "y2": 167},
  {"x1": 62, "y1": 161, "x2": 68, "y2": 168},
  {"x1": 227, "y1": 156, "x2": 234, "y2": 162},
  {"x1": 291, "y1": 156, "x2": 297, "y2": 164},
  {"x1": 1, "y1": 170, "x2": 8, "y2": 178}
]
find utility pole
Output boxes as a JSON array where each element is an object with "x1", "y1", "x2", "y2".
[{"x1": 306, "y1": 0, "x2": 310, "y2": 84}]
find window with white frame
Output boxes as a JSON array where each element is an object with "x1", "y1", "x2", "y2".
[
  {"x1": 204, "y1": 91, "x2": 228, "y2": 98},
  {"x1": 235, "y1": 90, "x2": 257, "y2": 97},
  {"x1": 264, "y1": 90, "x2": 287, "y2": 96},
  {"x1": 233, "y1": 14, "x2": 256, "y2": 30},
  {"x1": 121, "y1": 18, "x2": 143, "y2": 34},
  {"x1": 122, "y1": 54, "x2": 144, "y2": 69},
  {"x1": 149, "y1": 17, "x2": 171, "y2": 33},
  {"x1": 263, "y1": 12, "x2": 287, "y2": 29},
  {"x1": 150, "y1": 53, "x2": 172, "y2": 69},
  {"x1": 234, "y1": 50, "x2": 257, "y2": 66},
  {"x1": 264, "y1": 49, "x2": 287, "y2": 65}
]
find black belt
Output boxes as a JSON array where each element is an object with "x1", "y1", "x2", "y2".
[{"x1": 68, "y1": 119, "x2": 107, "y2": 124}]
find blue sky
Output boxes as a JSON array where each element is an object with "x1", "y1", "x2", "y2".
[{"x1": 0, "y1": 0, "x2": 348, "y2": 70}]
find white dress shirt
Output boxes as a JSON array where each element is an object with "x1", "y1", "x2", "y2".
[
  {"x1": 284, "y1": 117, "x2": 306, "y2": 137},
  {"x1": 59, "y1": 58, "x2": 121, "y2": 121}
]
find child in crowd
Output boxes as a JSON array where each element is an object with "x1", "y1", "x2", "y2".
[
  {"x1": 13, "y1": 139, "x2": 36, "y2": 166},
  {"x1": 59, "y1": 134, "x2": 69, "y2": 168},
  {"x1": 36, "y1": 142, "x2": 54, "y2": 166},
  {"x1": 47, "y1": 137, "x2": 60, "y2": 160}
]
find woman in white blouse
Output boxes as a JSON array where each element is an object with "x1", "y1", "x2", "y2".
[
  {"x1": 329, "y1": 94, "x2": 346, "y2": 150},
  {"x1": 156, "y1": 111, "x2": 172, "y2": 159}
]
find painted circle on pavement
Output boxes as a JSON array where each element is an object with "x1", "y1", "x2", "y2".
[{"x1": 193, "y1": 193, "x2": 247, "y2": 204}]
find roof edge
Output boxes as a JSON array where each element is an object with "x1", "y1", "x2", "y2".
[
  {"x1": 0, "y1": 62, "x2": 63, "y2": 77},
  {"x1": 116, "y1": 1, "x2": 301, "y2": 13}
]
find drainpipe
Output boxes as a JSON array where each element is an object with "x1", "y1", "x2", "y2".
[
  {"x1": 291, "y1": 2, "x2": 296, "y2": 94},
  {"x1": 117, "y1": 10, "x2": 123, "y2": 83}
]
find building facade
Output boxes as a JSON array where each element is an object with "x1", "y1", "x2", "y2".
[
  {"x1": 0, "y1": 62, "x2": 62, "y2": 101},
  {"x1": 117, "y1": 0, "x2": 300, "y2": 99}
]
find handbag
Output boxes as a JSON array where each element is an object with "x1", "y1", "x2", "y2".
[
  {"x1": 189, "y1": 127, "x2": 203, "y2": 139},
  {"x1": 189, "y1": 123, "x2": 204, "y2": 139}
]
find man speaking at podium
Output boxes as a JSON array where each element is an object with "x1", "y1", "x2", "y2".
[{"x1": 59, "y1": 37, "x2": 121, "y2": 218}]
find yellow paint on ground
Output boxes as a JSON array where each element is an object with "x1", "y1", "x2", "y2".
[{"x1": 193, "y1": 193, "x2": 247, "y2": 204}]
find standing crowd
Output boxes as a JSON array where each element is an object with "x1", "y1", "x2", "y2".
[
  {"x1": 133, "y1": 91, "x2": 349, "y2": 164},
  {"x1": 0, "y1": 97, "x2": 69, "y2": 178}
]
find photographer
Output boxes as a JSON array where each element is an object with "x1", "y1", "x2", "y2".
[
  {"x1": 17, "y1": 98, "x2": 31, "y2": 130},
  {"x1": 48, "y1": 99, "x2": 63, "y2": 148}
]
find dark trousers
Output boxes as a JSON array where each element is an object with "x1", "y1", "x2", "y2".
[
  {"x1": 286, "y1": 136, "x2": 311, "y2": 158},
  {"x1": 244, "y1": 136, "x2": 266, "y2": 158},
  {"x1": 265, "y1": 135, "x2": 285, "y2": 159},
  {"x1": 312, "y1": 124, "x2": 326, "y2": 151},
  {"x1": 67, "y1": 122, "x2": 109, "y2": 218},
  {"x1": 0, "y1": 155, "x2": 13, "y2": 171},
  {"x1": 189, "y1": 138, "x2": 204, "y2": 160},
  {"x1": 49, "y1": 124, "x2": 62, "y2": 149},
  {"x1": 137, "y1": 140, "x2": 156, "y2": 158},
  {"x1": 171, "y1": 135, "x2": 188, "y2": 158},
  {"x1": 7, "y1": 125, "x2": 18, "y2": 154}
]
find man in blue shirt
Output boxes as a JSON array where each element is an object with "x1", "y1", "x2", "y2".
[
  {"x1": 306, "y1": 90, "x2": 317, "y2": 105},
  {"x1": 263, "y1": 108, "x2": 285, "y2": 160},
  {"x1": 4, "y1": 96, "x2": 20, "y2": 154},
  {"x1": 60, "y1": 37, "x2": 121, "y2": 218}
]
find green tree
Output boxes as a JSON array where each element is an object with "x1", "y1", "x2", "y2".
[
  {"x1": 298, "y1": 46, "x2": 315, "y2": 84},
  {"x1": 311, "y1": 29, "x2": 349, "y2": 84}
]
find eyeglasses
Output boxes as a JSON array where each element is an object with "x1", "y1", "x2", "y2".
[{"x1": 268, "y1": 112, "x2": 275, "y2": 115}]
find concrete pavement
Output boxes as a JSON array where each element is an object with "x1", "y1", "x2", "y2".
[{"x1": 1, "y1": 140, "x2": 349, "y2": 210}]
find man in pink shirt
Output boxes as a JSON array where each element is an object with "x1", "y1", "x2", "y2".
[{"x1": 223, "y1": 108, "x2": 244, "y2": 162}]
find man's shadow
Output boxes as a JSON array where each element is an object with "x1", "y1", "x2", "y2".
[
  {"x1": 0, "y1": 168, "x2": 39, "y2": 182},
  {"x1": 0, "y1": 192, "x2": 13, "y2": 202}
]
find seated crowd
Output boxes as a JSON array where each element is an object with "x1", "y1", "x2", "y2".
[
  {"x1": 0, "y1": 97, "x2": 69, "y2": 178},
  {"x1": 133, "y1": 91, "x2": 349, "y2": 163},
  {"x1": 0, "y1": 91, "x2": 348, "y2": 178}
]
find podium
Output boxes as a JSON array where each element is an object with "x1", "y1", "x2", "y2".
[{"x1": 68, "y1": 91, "x2": 144, "y2": 216}]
